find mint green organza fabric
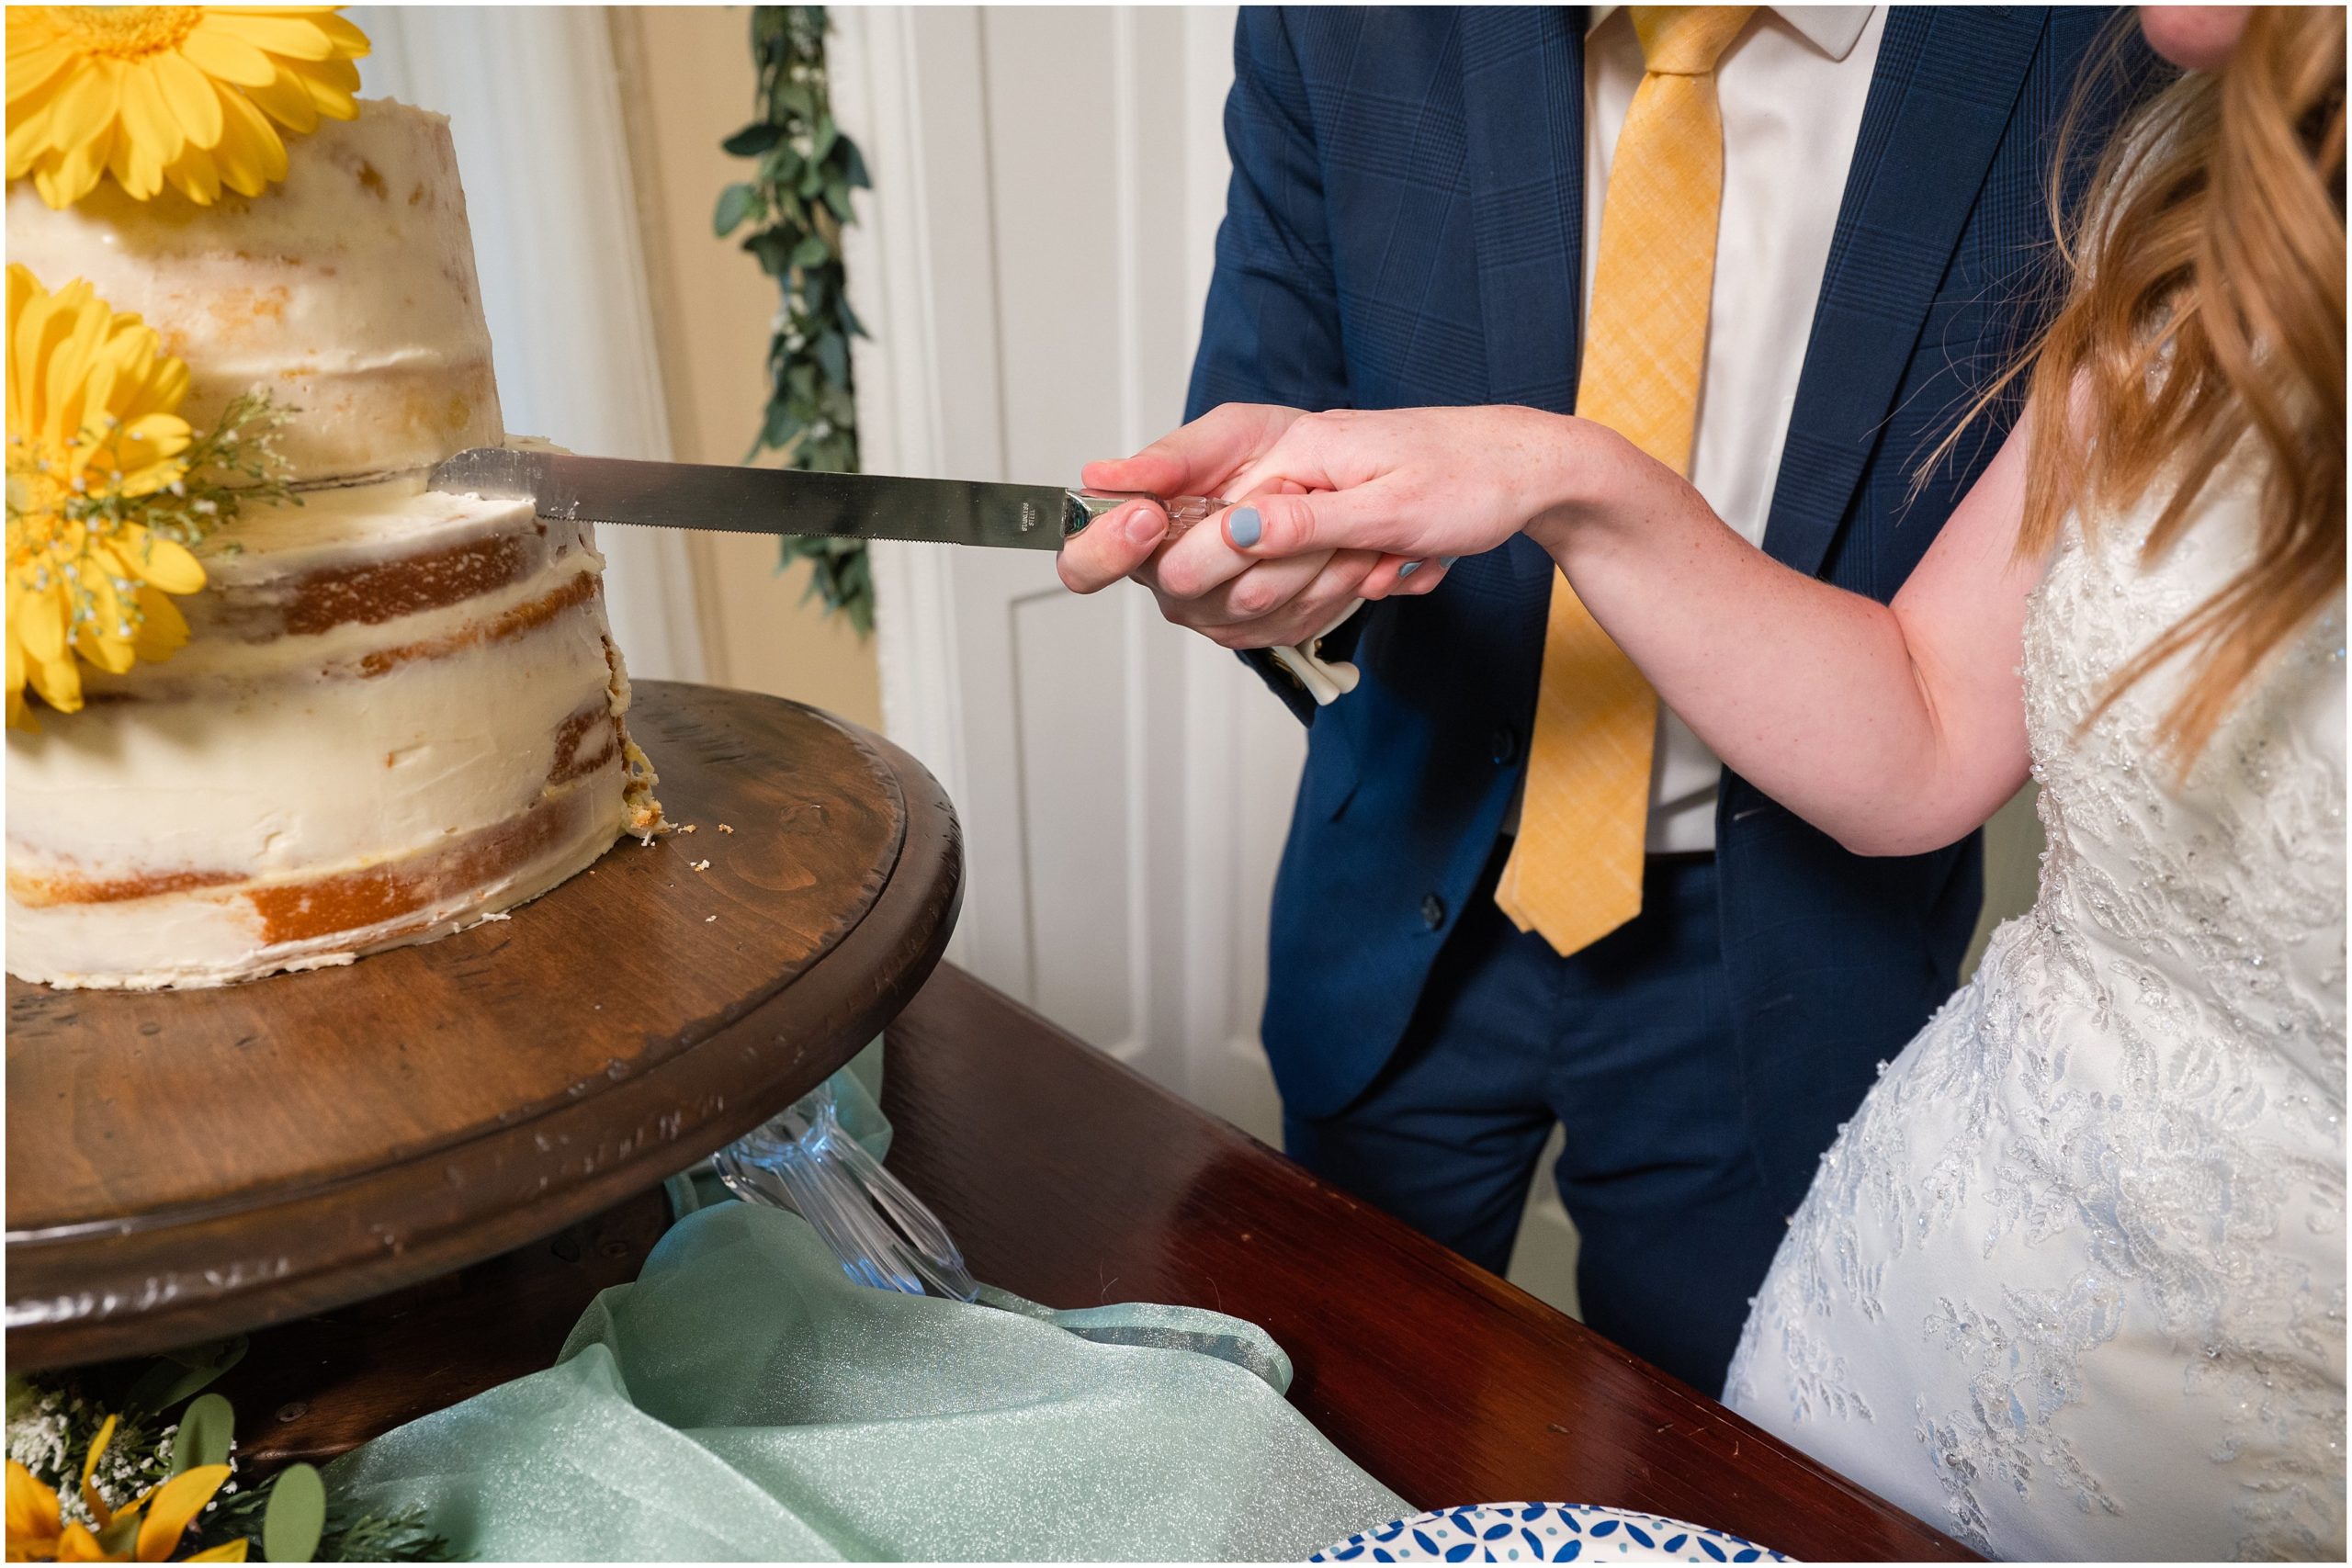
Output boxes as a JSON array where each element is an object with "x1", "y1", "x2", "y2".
[{"x1": 324, "y1": 1056, "x2": 1407, "y2": 1561}]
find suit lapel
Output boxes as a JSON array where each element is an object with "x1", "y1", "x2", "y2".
[
  {"x1": 1760, "y1": 5, "x2": 2048, "y2": 579},
  {"x1": 1460, "y1": 6, "x2": 1586, "y2": 414}
]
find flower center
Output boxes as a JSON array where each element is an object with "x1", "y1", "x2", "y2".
[
  {"x1": 6, "y1": 436, "x2": 77, "y2": 566},
  {"x1": 54, "y1": 6, "x2": 203, "y2": 61}
]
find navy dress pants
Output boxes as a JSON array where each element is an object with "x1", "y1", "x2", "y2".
[{"x1": 1283, "y1": 847, "x2": 1788, "y2": 1394}]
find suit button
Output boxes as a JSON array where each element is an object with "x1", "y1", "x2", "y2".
[
  {"x1": 1490, "y1": 726, "x2": 1519, "y2": 765},
  {"x1": 1419, "y1": 894, "x2": 1447, "y2": 931}
]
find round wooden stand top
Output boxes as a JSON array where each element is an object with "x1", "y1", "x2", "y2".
[{"x1": 6, "y1": 682, "x2": 962, "y2": 1371}]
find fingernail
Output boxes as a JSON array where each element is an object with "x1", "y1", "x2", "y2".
[
  {"x1": 1396, "y1": 559, "x2": 1421, "y2": 579},
  {"x1": 1228, "y1": 506, "x2": 1261, "y2": 547},
  {"x1": 1439, "y1": 556, "x2": 1460, "y2": 569},
  {"x1": 1124, "y1": 506, "x2": 1159, "y2": 547}
]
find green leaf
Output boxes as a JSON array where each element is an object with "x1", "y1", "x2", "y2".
[
  {"x1": 127, "y1": 1337, "x2": 248, "y2": 1416},
  {"x1": 839, "y1": 137, "x2": 871, "y2": 190},
  {"x1": 262, "y1": 1463, "x2": 326, "y2": 1563},
  {"x1": 713, "y1": 182, "x2": 757, "y2": 237},
  {"x1": 743, "y1": 229, "x2": 798, "y2": 276},
  {"x1": 813, "y1": 330, "x2": 850, "y2": 389},
  {"x1": 791, "y1": 233, "x2": 831, "y2": 268},
  {"x1": 822, "y1": 178, "x2": 855, "y2": 222},
  {"x1": 170, "y1": 1392, "x2": 235, "y2": 1475},
  {"x1": 760, "y1": 401, "x2": 801, "y2": 451},
  {"x1": 722, "y1": 121, "x2": 784, "y2": 157}
]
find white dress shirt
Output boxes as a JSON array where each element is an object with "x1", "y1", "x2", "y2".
[{"x1": 1582, "y1": 6, "x2": 1884, "y2": 852}]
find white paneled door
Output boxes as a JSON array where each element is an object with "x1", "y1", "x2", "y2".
[{"x1": 827, "y1": 6, "x2": 1302, "y2": 1144}]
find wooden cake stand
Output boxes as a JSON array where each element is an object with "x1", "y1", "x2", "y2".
[{"x1": 6, "y1": 682, "x2": 962, "y2": 1371}]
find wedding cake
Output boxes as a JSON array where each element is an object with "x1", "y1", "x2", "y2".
[{"x1": 6, "y1": 99, "x2": 661, "y2": 990}]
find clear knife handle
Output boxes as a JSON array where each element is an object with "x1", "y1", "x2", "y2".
[{"x1": 1064, "y1": 489, "x2": 1359, "y2": 705}]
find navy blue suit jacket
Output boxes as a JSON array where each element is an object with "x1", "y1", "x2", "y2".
[{"x1": 1190, "y1": 6, "x2": 2141, "y2": 1214}]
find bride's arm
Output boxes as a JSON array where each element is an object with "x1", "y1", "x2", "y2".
[
  {"x1": 1204, "y1": 404, "x2": 2046, "y2": 856},
  {"x1": 1529, "y1": 418, "x2": 2041, "y2": 856}
]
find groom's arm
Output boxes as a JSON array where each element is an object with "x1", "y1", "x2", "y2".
[{"x1": 1189, "y1": 8, "x2": 1364, "y2": 725}]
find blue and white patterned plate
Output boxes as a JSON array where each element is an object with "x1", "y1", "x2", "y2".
[{"x1": 1311, "y1": 1503, "x2": 1794, "y2": 1563}]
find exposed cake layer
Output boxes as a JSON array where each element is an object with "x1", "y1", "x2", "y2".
[
  {"x1": 5, "y1": 101, "x2": 501, "y2": 483},
  {"x1": 5, "y1": 481, "x2": 659, "y2": 989}
]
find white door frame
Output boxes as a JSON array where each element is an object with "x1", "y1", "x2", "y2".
[{"x1": 829, "y1": 6, "x2": 1296, "y2": 1136}]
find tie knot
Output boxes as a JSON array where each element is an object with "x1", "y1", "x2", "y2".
[{"x1": 1630, "y1": 6, "x2": 1757, "y2": 75}]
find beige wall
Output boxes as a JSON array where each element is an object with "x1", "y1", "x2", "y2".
[{"x1": 609, "y1": 6, "x2": 883, "y2": 731}]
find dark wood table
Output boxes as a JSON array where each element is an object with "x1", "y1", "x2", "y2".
[{"x1": 213, "y1": 961, "x2": 1966, "y2": 1561}]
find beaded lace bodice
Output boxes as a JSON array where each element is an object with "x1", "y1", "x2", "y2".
[{"x1": 1727, "y1": 451, "x2": 2346, "y2": 1561}]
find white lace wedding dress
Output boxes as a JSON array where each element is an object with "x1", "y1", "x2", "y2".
[{"x1": 1724, "y1": 451, "x2": 2346, "y2": 1562}]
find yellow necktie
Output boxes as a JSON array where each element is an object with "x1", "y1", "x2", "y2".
[{"x1": 1495, "y1": 5, "x2": 1753, "y2": 957}]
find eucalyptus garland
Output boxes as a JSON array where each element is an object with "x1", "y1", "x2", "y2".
[{"x1": 718, "y1": 6, "x2": 875, "y2": 636}]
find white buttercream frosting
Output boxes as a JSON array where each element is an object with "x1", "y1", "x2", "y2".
[
  {"x1": 6, "y1": 100, "x2": 502, "y2": 483},
  {"x1": 6, "y1": 102, "x2": 656, "y2": 990}
]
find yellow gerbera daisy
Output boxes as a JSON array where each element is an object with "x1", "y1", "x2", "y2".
[
  {"x1": 5, "y1": 1417, "x2": 249, "y2": 1562},
  {"x1": 6, "y1": 263, "x2": 207, "y2": 728},
  {"x1": 6, "y1": 6, "x2": 370, "y2": 209}
]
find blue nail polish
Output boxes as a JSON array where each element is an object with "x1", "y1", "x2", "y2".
[
  {"x1": 1439, "y1": 556, "x2": 1460, "y2": 569},
  {"x1": 1228, "y1": 506, "x2": 1261, "y2": 547},
  {"x1": 1397, "y1": 559, "x2": 1422, "y2": 579}
]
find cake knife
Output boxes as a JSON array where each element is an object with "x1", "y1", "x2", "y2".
[{"x1": 427, "y1": 446, "x2": 1361, "y2": 705}]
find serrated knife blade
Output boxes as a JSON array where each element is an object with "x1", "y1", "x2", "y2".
[
  {"x1": 425, "y1": 447, "x2": 1212, "y2": 551},
  {"x1": 425, "y1": 446, "x2": 1363, "y2": 706}
]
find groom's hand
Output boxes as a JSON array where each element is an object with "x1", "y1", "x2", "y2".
[{"x1": 1059, "y1": 403, "x2": 1388, "y2": 651}]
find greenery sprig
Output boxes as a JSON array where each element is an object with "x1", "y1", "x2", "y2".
[
  {"x1": 718, "y1": 6, "x2": 876, "y2": 636},
  {"x1": 6, "y1": 1341, "x2": 452, "y2": 1563}
]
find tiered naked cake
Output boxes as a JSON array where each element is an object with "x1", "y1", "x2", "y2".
[{"x1": 6, "y1": 101, "x2": 661, "y2": 990}]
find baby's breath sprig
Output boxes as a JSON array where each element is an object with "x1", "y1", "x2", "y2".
[{"x1": 63, "y1": 388, "x2": 299, "y2": 558}]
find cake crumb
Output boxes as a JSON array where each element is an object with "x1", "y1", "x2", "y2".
[
  {"x1": 705, "y1": 915, "x2": 718, "y2": 923},
  {"x1": 477, "y1": 909, "x2": 511, "y2": 922},
  {"x1": 717, "y1": 824, "x2": 735, "y2": 834},
  {"x1": 680, "y1": 823, "x2": 697, "y2": 834},
  {"x1": 691, "y1": 859, "x2": 711, "y2": 872}
]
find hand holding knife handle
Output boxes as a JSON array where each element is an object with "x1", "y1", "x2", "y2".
[{"x1": 1065, "y1": 490, "x2": 1363, "y2": 705}]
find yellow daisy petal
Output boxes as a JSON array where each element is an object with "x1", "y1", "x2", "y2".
[
  {"x1": 314, "y1": 13, "x2": 373, "y2": 60},
  {"x1": 54, "y1": 1518, "x2": 111, "y2": 1562},
  {"x1": 44, "y1": 51, "x2": 122, "y2": 154},
  {"x1": 130, "y1": 584, "x2": 190, "y2": 661},
  {"x1": 43, "y1": 118, "x2": 115, "y2": 209},
  {"x1": 289, "y1": 60, "x2": 357, "y2": 122},
  {"x1": 6, "y1": 1460, "x2": 62, "y2": 1553},
  {"x1": 28, "y1": 642, "x2": 84, "y2": 716},
  {"x1": 116, "y1": 60, "x2": 187, "y2": 167},
  {"x1": 78, "y1": 1414, "x2": 119, "y2": 1529},
  {"x1": 175, "y1": 26, "x2": 277, "y2": 90},
  {"x1": 6, "y1": 634, "x2": 30, "y2": 732},
  {"x1": 163, "y1": 139, "x2": 222, "y2": 205},
  {"x1": 208, "y1": 85, "x2": 284, "y2": 197},
  {"x1": 185, "y1": 1541, "x2": 252, "y2": 1563},
  {"x1": 147, "y1": 47, "x2": 224, "y2": 151},
  {"x1": 6, "y1": 39, "x2": 76, "y2": 107},
  {"x1": 236, "y1": 64, "x2": 314, "y2": 134},
  {"x1": 7, "y1": 91, "x2": 63, "y2": 181},
  {"x1": 132, "y1": 1464, "x2": 230, "y2": 1562},
  {"x1": 200, "y1": 11, "x2": 338, "y2": 62},
  {"x1": 16, "y1": 581, "x2": 68, "y2": 665},
  {"x1": 128, "y1": 534, "x2": 205, "y2": 596}
]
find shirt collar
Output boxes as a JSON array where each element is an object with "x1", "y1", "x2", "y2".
[{"x1": 1586, "y1": 6, "x2": 1875, "y2": 62}]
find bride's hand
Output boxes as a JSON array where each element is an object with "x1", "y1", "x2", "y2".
[{"x1": 1213, "y1": 405, "x2": 1666, "y2": 595}]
